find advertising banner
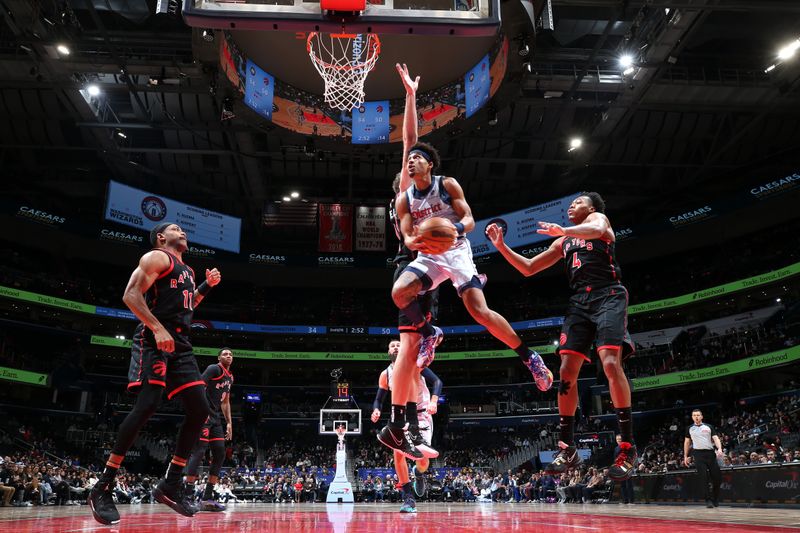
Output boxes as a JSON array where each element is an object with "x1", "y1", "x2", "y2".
[
  {"x1": 0, "y1": 366, "x2": 49, "y2": 386},
  {"x1": 318, "y1": 203, "x2": 353, "y2": 253},
  {"x1": 632, "y1": 345, "x2": 800, "y2": 391},
  {"x1": 355, "y1": 206, "x2": 386, "y2": 252}
]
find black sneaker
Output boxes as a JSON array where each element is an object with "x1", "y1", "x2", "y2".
[
  {"x1": 377, "y1": 425, "x2": 423, "y2": 460},
  {"x1": 154, "y1": 479, "x2": 198, "y2": 517},
  {"x1": 706, "y1": 500, "x2": 714, "y2": 508},
  {"x1": 712, "y1": 500, "x2": 719, "y2": 507},
  {"x1": 608, "y1": 442, "x2": 638, "y2": 481},
  {"x1": 88, "y1": 481, "x2": 120, "y2": 525},
  {"x1": 545, "y1": 441, "x2": 581, "y2": 474},
  {"x1": 407, "y1": 425, "x2": 439, "y2": 458},
  {"x1": 412, "y1": 469, "x2": 426, "y2": 498}
]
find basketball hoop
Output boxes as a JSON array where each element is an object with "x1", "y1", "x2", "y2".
[{"x1": 307, "y1": 32, "x2": 381, "y2": 111}]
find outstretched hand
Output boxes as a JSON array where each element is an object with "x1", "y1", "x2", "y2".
[
  {"x1": 485, "y1": 223, "x2": 505, "y2": 247},
  {"x1": 396, "y1": 63, "x2": 420, "y2": 94},
  {"x1": 536, "y1": 221, "x2": 566, "y2": 237}
]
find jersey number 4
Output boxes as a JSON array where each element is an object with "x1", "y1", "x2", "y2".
[{"x1": 571, "y1": 253, "x2": 582, "y2": 269}]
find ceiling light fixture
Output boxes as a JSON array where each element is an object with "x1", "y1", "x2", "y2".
[
  {"x1": 290, "y1": 192, "x2": 300, "y2": 198},
  {"x1": 619, "y1": 54, "x2": 634, "y2": 68},
  {"x1": 568, "y1": 137, "x2": 583, "y2": 152},
  {"x1": 56, "y1": 44, "x2": 70, "y2": 55},
  {"x1": 86, "y1": 84, "x2": 100, "y2": 97}
]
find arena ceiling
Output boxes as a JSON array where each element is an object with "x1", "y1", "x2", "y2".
[{"x1": 0, "y1": 0, "x2": 799, "y2": 247}]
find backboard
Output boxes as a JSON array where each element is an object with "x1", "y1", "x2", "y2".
[
  {"x1": 183, "y1": 0, "x2": 500, "y2": 35},
  {"x1": 320, "y1": 408, "x2": 362, "y2": 435}
]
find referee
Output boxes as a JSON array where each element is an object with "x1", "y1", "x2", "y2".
[{"x1": 683, "y1": 409, "x2": 723, "y2": 508}]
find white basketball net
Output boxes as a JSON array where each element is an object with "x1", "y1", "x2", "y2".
[{"x1": 307, "y1": 32, "x2": 381, "y2": 111}]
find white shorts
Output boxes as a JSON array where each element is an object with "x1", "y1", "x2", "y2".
[
  {"x1": 405, "y1": 238, "x2": 481, "y2": 296},
  {"x1": 417, "y1": 411, "x2": 433, "y2": 446}
]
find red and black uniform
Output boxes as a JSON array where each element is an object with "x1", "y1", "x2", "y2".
[
  {"x1": 127, "y1": 249, "x2": 205, "y2": 399},
  {"x1": 390, "y1": 195, "x2": 439, "y2": 330},
  {"x1": 199, "y1": 363, "x2": 233, "y2": 442},
  {"x1": 556, "y1": 236, "x2": 634, "y2": 362}
]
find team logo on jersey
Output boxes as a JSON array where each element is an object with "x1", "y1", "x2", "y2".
[
  {"x1": 152, "y1": 360, "x2": 167, "y2": 377},
  {"x1": 140, "y1": 196, "x2": 167, "y2": 221},
  {"x1": 202, "y1": 427, "x2": 210, "y2": 438},
  {"x1": 559, "y1": 333, "x2": 567, "y2": 346}
]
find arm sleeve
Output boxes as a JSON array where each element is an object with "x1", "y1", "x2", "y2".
[
  {"x1": 202, "y1": 364, "x2": 222, "y2": 384},
  {"x1": 421, "y1": 368, "x2": 443, "y2": 397},
  {"x1": 372, "y1": 388, "x2": 388, "y2": 411}
]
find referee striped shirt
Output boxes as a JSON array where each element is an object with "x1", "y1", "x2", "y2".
[{"x1": 686, "y1": 423, "x2": 717, "y2": 451}]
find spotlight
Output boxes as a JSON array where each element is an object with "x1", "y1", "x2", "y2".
[
  {"x1": 487, "y1": 108, "x2": 498, "y2": 126},
  {"x1": 777, "y1": 38, "x2": 800, "y2": 60},
  {"x1": 87, "y1": 84, "x2": 100, "y2": 97},
  {"x1": 56, "y1": 44, "x2": 70, "y2": 56},
  {"x1": 282, "y1": 196, "x2": 291, "y2": 202},
  {"x1": 116, "y1": 130, "x2": 127, "y2": 139},
  {"x1": 221, "y1": 97, "x2": 235, "y2": 121},
  {"x1": 202, "y1": 29, "x2": 215, "y2": 43},
  {"x1": 619, "y1": 54, "x2": 634, "y2": 68},
  {"x1": 765, "y1": 64, "x2": 776, "y2": 73},
  {"x1": 568, "y1": 137, "x2": 582, "y2": 152},
  {"x1": 290, "y1": 191, "x2": 300, "y2": 199},
  {"x1": 776, "y1": 298, "x2": 782, "y2": 303},
  {"x1": 623, "y1": 66, "x2": 635, "y2": 76}
]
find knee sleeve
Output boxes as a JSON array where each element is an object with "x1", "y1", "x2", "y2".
[{"x1": 209, "y1": 441, "x2": 226, "y2": 477}]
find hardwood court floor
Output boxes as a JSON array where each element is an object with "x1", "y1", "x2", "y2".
[{"x1": 2, "y1": 502, "x2": 798, "y2": 532}]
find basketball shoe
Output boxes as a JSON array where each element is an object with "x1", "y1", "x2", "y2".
[
  {"x1": 608, "y1": 442, "x2": 638, "y2": 481},
  {"x1": 400, "y1": 496, "x2": 417, "y2": 513},
  {"x1": 377, "y1": 425, "x2": 424, "y2": 460},
  {"x1": 416, "y1": 326, "x2": 443, "y2": 368},
  {"x1": 546, "y1": 441, "x2": 581, "y2": 474},
  {"x1": 524, "y1": 351, "x2": 553, "y2": 392},
  {"x1": 154, "y1": 479, "x2": 199, "y2": 517},
  {"x1": 88, "y1": 480, "x2": 120, "y2": 525},
  {"x1": 200, "y1": 499, "x2": 226, "y2": 512},
  {"x1": 407, "y1": 425, "x2": 439, "y2": 458},
  {"x1": 412, "y1": 467, "x2": 427, "y2": 498}
]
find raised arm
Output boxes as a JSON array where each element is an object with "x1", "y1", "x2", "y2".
[
  {"x1": 537, "y1": 212, "x2": 610, "y2": 240},
  {"x1": 397, "y1": 63, "x2": 420, "y2": 193},
  {"x1": 486, "y1": 226, "x2": 564, "y2": 278}
]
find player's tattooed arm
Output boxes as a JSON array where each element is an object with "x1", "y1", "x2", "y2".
[{"x1": 442, "y1": 177, "x2": 475, "y2": 233}]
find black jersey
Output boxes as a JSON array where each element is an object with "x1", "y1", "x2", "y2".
[
  {"x1": 144, "y1": 249, "x2": 196, "y2": 330},
  {"x1": 203, "y1": 363, "x2": 233, "y2": 422},
  {"x1": 390, "y1": 195, "x2": 414, "y2": 265},
  {"x1": 561, "y1": 237, "x2": 623, "y2": 292}
]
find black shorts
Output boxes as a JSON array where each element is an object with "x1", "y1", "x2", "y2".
[
  {"x1": 126, "y1": 325, "x2": 204, "y2": 400},
  {"x1": 394, "y1": 261, "x2": 439, "y2": 332},
  {"x1": 556, "y1": 284, "x2": 635, "y2": 362},
  {"x1": 200, "y1": 416, "x2": 225, "y2": 443}
]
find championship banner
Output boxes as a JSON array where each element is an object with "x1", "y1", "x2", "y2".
[
  {"x1": 0, "y1": 366, "x2": 49, "y2": 387},
  {"x1": 318, "y1": 203, "x2": 353, "y2": 253},
  {"x1": 355, "y1": 206, "x2": 386, "y2": 252}
]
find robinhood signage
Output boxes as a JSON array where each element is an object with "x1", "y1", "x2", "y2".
[
  {"x1": 0, "y1": 366, "x2": 49, "y2": 386},
  {"x1": 632, "y1": 345, "x2": 800, "y2": 391}
]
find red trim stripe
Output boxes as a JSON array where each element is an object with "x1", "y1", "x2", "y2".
[
  {"x1": 127, "y1": 382, "x2": 141, "y2": 390},
  {"x1": 167, "y1": 380, "x2": 205, "y2": 400},
  {"x1": 596, "y1": 345, "x2": 622, "y2": 353},
  {"x1": 398, "y1": 326, "x2": 416, "y2": 331},
  {"x1": 148, "y1": 379, "x2": 166, "y2": 387},
  {"x1": 559, "y1": 349, "x2": 591, "y2": 362},
  {"x1": 207, "y1": 438, "x2": 225, "y2": 442},
  {"x1": 154, "y1": 249, "x2": 175, "y2": 280}
]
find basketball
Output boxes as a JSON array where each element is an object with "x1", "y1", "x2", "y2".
[{"x1": 417, "y1": 217, "x2": 458, "y2": 254}]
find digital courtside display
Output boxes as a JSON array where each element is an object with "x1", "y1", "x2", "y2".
[
  {"x1": 352, "y1": 101, "x2": 390, "y2": 144},
  {"x1": 104, "y1": 180, "x2": 242, "y2": 253},
  {"x1": 244, "y1": 59, "x2": 275, "y2": 120}
]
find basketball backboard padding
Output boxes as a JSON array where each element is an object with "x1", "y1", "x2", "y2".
[{"x1": 183, "y1": 0, "x2": 500, "y2": 36}]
